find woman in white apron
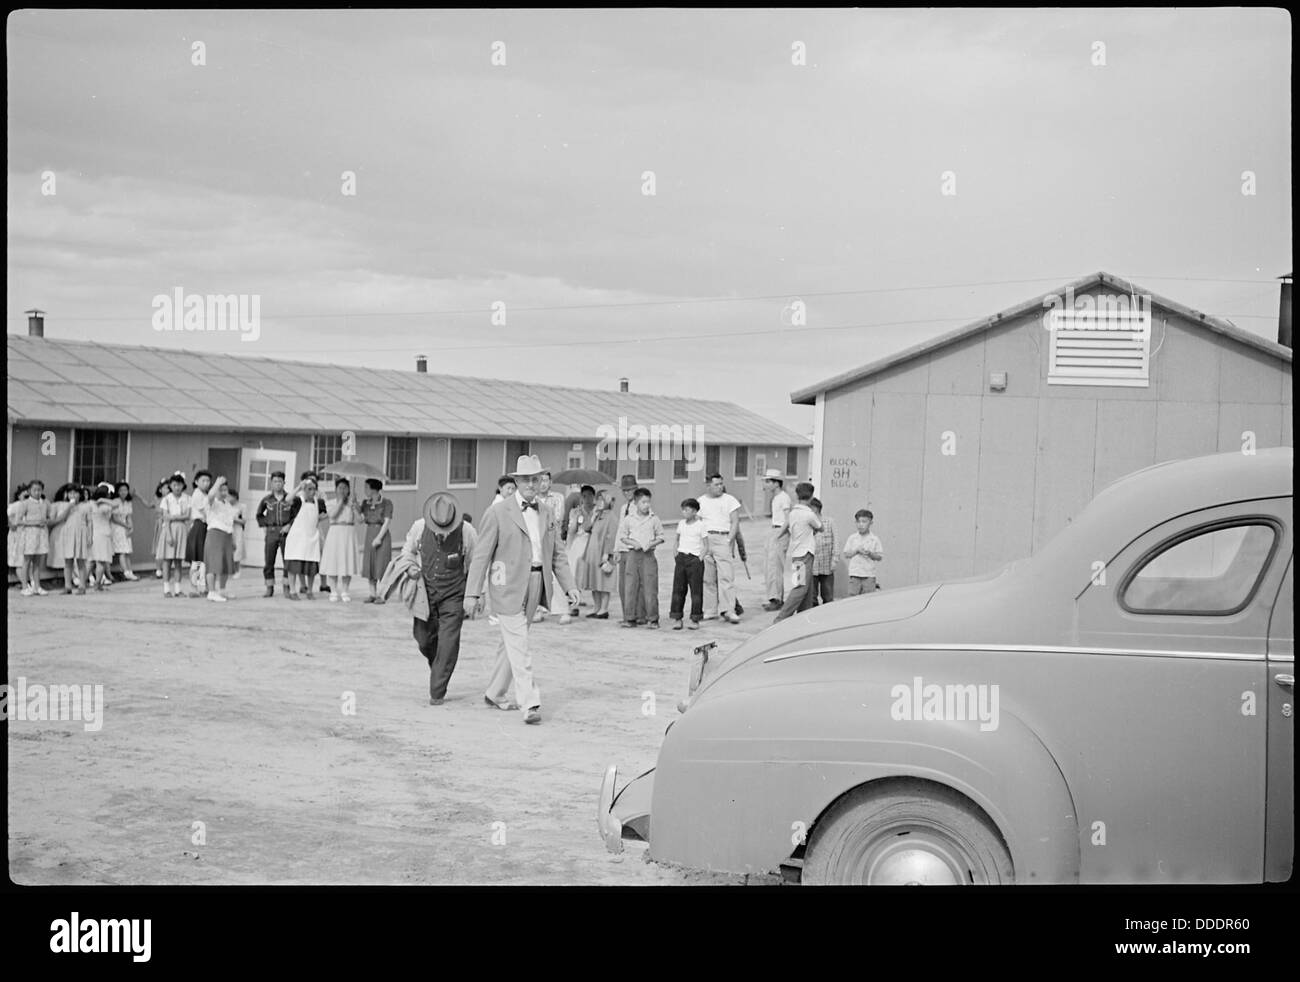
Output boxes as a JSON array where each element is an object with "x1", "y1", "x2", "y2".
[{"x1": 284, "y1": 477, "x2": 325, "y2": 600}]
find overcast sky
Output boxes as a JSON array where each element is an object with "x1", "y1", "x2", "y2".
[{"x1": 7, "y1": 8, "x2": 1292, "y2": 433}]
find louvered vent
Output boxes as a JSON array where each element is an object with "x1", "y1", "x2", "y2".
[{"x1": 1047, "y1": 306, "x2": 1151, "y2": 386}]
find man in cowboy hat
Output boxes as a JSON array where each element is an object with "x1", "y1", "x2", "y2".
[
  {"x1": 762, "y1": 468, "x2": 792, "y2": 611},
  {"x1": 465, "y1": 454, "x2": 580, "y2": 724},
  {"x1": 397, "y1": 491, "x2": 477, "y2": 705}
]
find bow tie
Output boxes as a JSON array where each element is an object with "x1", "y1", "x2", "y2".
[{"x1": 521, "y1": 500, "x2": 539, "y2": 511}]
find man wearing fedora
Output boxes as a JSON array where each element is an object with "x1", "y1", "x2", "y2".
[
  {"x1": 397, "y1": 491, "x2": 477, "y2": 705},
  {"x1": 616, "y1": 473, "x2": 645, "y2": 624},
  {"x1": 465, "y1": 455, "x2": 580, "y2": 724},
  {"x1": 762, "y1": 468, "x2": 792, "y2": 611}
]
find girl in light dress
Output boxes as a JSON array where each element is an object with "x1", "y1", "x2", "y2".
[
  {"x1": 320, "y1": 477, "x2": 361, "y2": 601},
  {"x1": 47, "y1": 483, "x2": 93, "y2": 594},
  {"x1": 7, "y1": 482, "x2": 32, "y2": 593},
  {"x1": 202, "y1": 476, "x2": 239, "y2": 602},
  {"x1": 112, "y1": 482, "x2": 139, "y2": 581},
  {"x1": 578, "y1": 489, "x2": 619, "y2": 618},
  {"x1": 566, "y1": 484, "x2": 597, "y2": 601},
  {"x1": 89, "y1": 484, "x2": 117, "y2": 590},
  {"x1": 158, "y1": 473, "x2": 192, "y2": 597},
  {"x1": 14, "y1": 479, "x2": 51, "y2": 596}
]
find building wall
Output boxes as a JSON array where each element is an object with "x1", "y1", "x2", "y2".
[
  {"x1": 816, "y1": 301, "x2": 1293, "y2": 590},
  {"x1": 10, "y1": 424, "x2": 809, "y2": 570}
]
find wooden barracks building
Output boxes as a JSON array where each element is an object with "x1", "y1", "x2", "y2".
[
  {"x1": 793, "y1": 271, "x2": 1293, "y2": 590},
  {"x1": 7, "y1": 319, "x2": 810, "y2": 571}
]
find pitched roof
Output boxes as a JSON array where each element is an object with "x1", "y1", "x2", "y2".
[
  {"x1": 790, "y1": 271, "x2": 1293, "y2": 404},
  {"x1": 6, "y1": 335, "x2": 810, "y2": 446}
]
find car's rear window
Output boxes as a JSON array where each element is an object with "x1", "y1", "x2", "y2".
[{"x1": 1121, "y1": 521, "x2": 1279, "y2": 615}]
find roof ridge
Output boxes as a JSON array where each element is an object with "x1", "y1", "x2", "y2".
[
  {"x1": 789, "y1": 270, "x2": 1291, "y2": 403},
  {"x1": 7, "y1": 332, "x2": 759, "y2": 412}
]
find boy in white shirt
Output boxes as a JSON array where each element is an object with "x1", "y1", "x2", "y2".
[
  {"x1": 842, "y1": 509, "x2": 884, "y2": 594},
  {"x1": 774, "y1": 482, "x2": 822, "y2": 622},
  {"x1": 670, "y1": 497, "x2": 706, "y2": 630}
]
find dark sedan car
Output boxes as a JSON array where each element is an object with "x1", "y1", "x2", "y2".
[{"x1": 599, "y1": 448, "x2": 1293, "y2": 884}]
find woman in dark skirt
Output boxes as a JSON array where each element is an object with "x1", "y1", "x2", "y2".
[{"x1": 359, "y1": 478, "x2": 393, "y2": 603}]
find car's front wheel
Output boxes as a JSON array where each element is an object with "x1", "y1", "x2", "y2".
[{"x1": 802, "y1": 780, "x2": 1014, "y2": 885}]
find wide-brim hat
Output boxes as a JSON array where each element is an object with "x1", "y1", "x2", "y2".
[
  {"x1": 763, "y1": 468, "x2": 785, "y2": 481},
  {"x1": 619, "y1": 474, "x2": 638, "y2": 490},
  {"x1": 509, "y1": 454, "x2": 547, "y2": 478},
  {"x1": 422, "y1": 491, "x2": 462, "y2": 532}
]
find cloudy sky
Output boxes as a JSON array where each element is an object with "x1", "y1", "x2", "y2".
[{"x1": 7, "y1": 8, "x2": 1291, "y2": 433}]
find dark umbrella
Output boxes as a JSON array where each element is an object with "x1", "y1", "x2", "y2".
[
  {"x1": 319, "y1": 459, "x2": 389, "y2": 482},
  {"x1": 550, "y1": 468, "x2": 614, "y2": 486}
]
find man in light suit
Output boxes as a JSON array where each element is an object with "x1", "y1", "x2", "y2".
[{"x1": 465, "y1": 455, "x2": 580, "y2": 725}]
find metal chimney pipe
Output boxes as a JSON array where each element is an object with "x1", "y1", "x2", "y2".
[
  {"x1": 25, "y1": 309, "x2": 45, "y2": 337},
  {"x1": 1279, "y1": 274, "x2": 1292, "y2": 349},
  {"x1": 416, "y1": 354, "x2": 428, "y2": 373},
  {"x1": 619, "y1": 377, "x2": 629, "y2": 393}
]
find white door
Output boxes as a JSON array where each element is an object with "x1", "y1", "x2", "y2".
[{"x1": 239, "y1": 448, "x2": 297, "y2": 571}]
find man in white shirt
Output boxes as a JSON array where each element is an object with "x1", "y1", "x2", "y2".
[
  {"x1": 697, "y1": 472, "x2": 742, "y2": 624},
  {"x1": 763, "y1": 469, "x2": 791, "y2": 611},
  {"x1": 774, "y1": 482, "x2": 822, "y2": 622},
  {"x1": 465, "y1": 455, "x2": 580, "y2": 725}
]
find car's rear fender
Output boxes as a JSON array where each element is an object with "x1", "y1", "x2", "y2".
[{"x1": 648, "y1": 681, "x2": 1081, "y2": 882}]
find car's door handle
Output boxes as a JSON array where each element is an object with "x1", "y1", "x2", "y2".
[{"x1": 1275, "y1": 674, "x2": 1294, "y2": 689}]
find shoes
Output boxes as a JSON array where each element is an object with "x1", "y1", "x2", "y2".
[
  {"x1": 36, "y1": 586, "x2": 49, "y2": 595},
  {"x1": 155, "y1": 569, "x2": 163, "y2": 579},
  {"x1": 429, "y1": 697, "x2": 444, "y2": 706},
  {"x1": 208, "y1": 594, "x2": 227, "y2": 603},
  {"x1": 264, "y1": 584, "x2": 275, "y2": 598},
  {"x1": 303, "y1": 591, "x2": 315, "y2": 600},
  {"x1": 762, "y1": 600, "x2": 782, "y2": 611},
  {"x1": 372, "y1": 597, "x2": 385, "y2": 605},
  {"x1": 559, "y1": 613, "x2": 572, "y2": 624},
  {"x1": 329, "y1": 593, "x2": 339, "y2": 602},
  {"x1": 734, "y1": 603, "x2": 745, "y2": 615},
  {"x1": 320, "y1": 583, "x2": 330, "y2": 592},
  {"x1": 532, "y1": 610, "x2": 547, "y2": 623},
  {"x1": 364, "y1": 596, "x2": 376, "y2": 603},
  {"x1": 163, "y1": 586, "x2": 171, "y2": 597},
  {"x1": 593, "y1": 612, "x2": 609, "y2": 619},
  {"x1": 231, "y1": 570, "x2": 241, "y2": 580},
  {"x1": 687, "y1": 621, "x2": 700, "y2": 630},
  {"x1": 702, "y1": 614, "x2": 718, "y2": 621},
  {"x1": 287, "y1": 593, "x2": 300, "y2": 601},
  {"x1": 584, "y1": 611, "x2": 601, "y2": 618},
  {"x1": 124, "y1": 572, "x2": 138, "y2": 581},
  {"x1": 341, "y1": 593, "x2": 351, "y2": 603},
  {"x1": 63, "y1": 587, "x2": 73, "y2": 595},
  {"x1": 282, "y1": 584, "x2": 291, "y2": 598},
  {"x1": 619, "y1": 621, "x2": 636, "y2": 628},
  {"x1": 671, "y1": 620, "x2": 683, "y2": 630},
  {"x1": 524, "y1": 708, "x2": 542, "y2": 725},
  {"x1": 722, "y1": 611, "x2": 741, "y2": 624},
  {"x1": 21, "y1": 586, "x2": 34, "y2": 596},
  {"x1": 483, "y1": 696, "x2": 520, "y2": 711},
  {"x1": 647, "y1": 622, "x2": 661, "y2": 630}
]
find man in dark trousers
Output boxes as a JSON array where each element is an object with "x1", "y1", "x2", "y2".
[
  {"x1": 255, "y1": 470, "x2": 293, "y2": 598},
  {"x1": 398, "y1": 491, "x2": 476, "y2": 705}
]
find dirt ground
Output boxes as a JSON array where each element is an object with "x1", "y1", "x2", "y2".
[{"x1": 7, "y1": 519, "x2": 786, "y2": 885}]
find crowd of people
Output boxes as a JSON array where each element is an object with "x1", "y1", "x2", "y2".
[{"x1": 8, "y1": 454, "x2": 883, "y2": 724}]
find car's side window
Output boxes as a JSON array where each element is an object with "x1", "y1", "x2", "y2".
[{"x1": 1120, "y1": 521, "x2": 1280, "y2": 616}]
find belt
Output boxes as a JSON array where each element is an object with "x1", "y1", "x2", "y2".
[
  {"x1": 706, "y1": 530, "x2": 730, "y2": 535},
  {"x1": 530, "y1": 564, "x2": 543, "y2": 572}
]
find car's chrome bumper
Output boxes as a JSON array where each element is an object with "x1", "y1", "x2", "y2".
[{"x1": 598, "y1": 764, "x2": 655, "y2": 854}]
